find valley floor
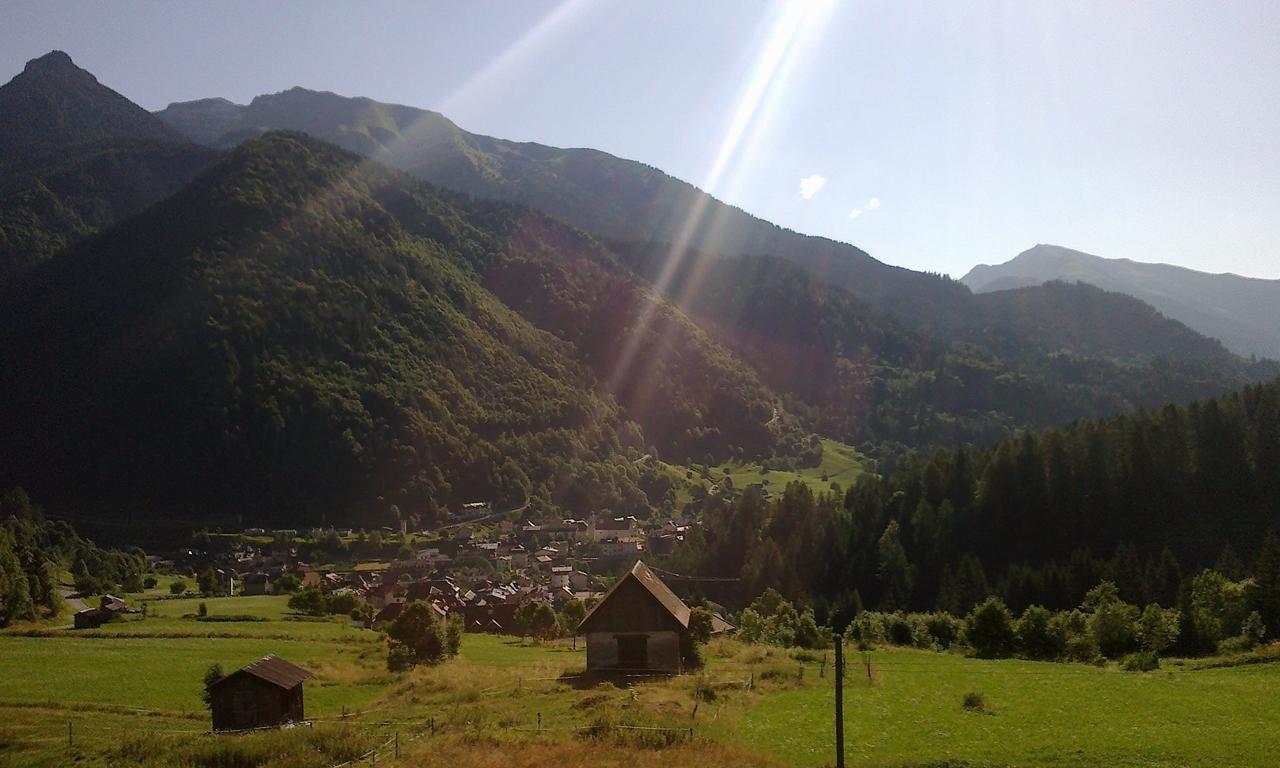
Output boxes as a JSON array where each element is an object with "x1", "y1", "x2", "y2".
[{"x1": 1, "y1": 594, "x2": 1278, "y2": 767}]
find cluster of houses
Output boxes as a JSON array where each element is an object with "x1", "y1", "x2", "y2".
[{"x1": 171, "y1": 514, "x2": 698, "y2": 639}]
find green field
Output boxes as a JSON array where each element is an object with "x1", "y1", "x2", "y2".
[
  {"x1": 4, "y1": 602, "x2": 1280, "y2": 768},
  {"x1": 732, "y1": 647, "x2": 1280, "y2": 767},
  {"x1": 667, "y1": 438, "x2": 870, "y2": 505}
]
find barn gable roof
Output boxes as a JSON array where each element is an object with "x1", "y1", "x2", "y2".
[
  {"x1": 211, "y1": 654, "x2": 311, "y2": 691},
  {"x1": 578, "y1": 560, "x2": 690, "y2": 633}
]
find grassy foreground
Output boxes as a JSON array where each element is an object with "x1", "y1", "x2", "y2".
[{"x1": 2, "y1": 595, "x2": 1280, "y2": 767}]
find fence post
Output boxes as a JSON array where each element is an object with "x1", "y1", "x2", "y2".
[
  {"x1": 537, "y1": 712, "x2": 541, "y2": 732},
  {"x1": 864, "y1": 651, "x2": 872, "y2": 682},
  {"x1": 68, "y1": 720, "x2": 73, "y2": 748},
  {"x1": 834, "y1": 633, "x2": 844, "y2": 768},
  {"x1": 395, "y1": 731, "x2": 400, "y2": 758}
]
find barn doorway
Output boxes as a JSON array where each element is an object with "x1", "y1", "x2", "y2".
[{"x1": 615, "y1": 634, "x2": 648, "y2": 669}]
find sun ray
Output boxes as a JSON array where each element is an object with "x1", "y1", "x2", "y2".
[{"x1": 604, "y1": 0, "x2": 836, "y2": 398}]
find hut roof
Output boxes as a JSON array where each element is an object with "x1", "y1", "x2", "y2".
[
  {"x1": 211, "y1": 655, "x2": 311, "y2": 691},
  {"x1": 578, "y1": 560, "x2": 690, "y2": 633}
]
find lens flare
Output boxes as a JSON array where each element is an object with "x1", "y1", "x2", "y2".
[{"x1": 604, "y1": 0, "x2": 836, "y2": 397}]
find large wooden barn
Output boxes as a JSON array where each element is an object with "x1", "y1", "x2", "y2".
[
  {"x1": 207, "y1": 655, "x2": 311, "y2": 732},
  {"x1": 578, "y1": 560, "x2": 691, "y2": 674}
]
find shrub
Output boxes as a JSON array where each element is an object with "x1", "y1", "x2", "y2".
[
  {"x1": 688, "y1": 607, "x2": 714, "y2": 645},
  {"x1": 387, "y1": 643, "x2": 414, "y2": 672},
  {"x1": 737, "y1": 608, "x2": 764, "y2": 643},
  {"x1": 143, "y1": 576, "x2": 158, "y2": 590},
  {"x1": 1137, "y1": 604, "x2": 1180, "y2": 654},
  {"x1": 386, "y1": 602, "x2": 449, "y2": 669},
  {"x1": 965, "y1": 597, "x2": 1016, "y2": 658},
  {"x1": 272, "y1": 573, "x2": 301, "y2": 594},
  {"x1": 446, "y1": 613, "x2": 464, "y2": 655},
  {"x1": 682, "y1": 631, "x2": 707, "y2": 669},
  {"x1": 1090, "y1": 600, "x2": 1139, "y2": 659},
  {"x1": 850, "y1": 611, "x2": 885, "y2": 649},
  {"x1": 1242, "y1": 610, "x2": 1267, "y2": 649},
  {"x1": 326, "y1": 591, "x2": 358, "y2": 615},
  {"x1": 1017, "y1": 605, "x2": 1066, "y2": 660},
  {"x1": 1122, "y1": 651, "x2": 1160, "y2": 672},
  {"x1": 169, "y1": 579, "x2": 187, "y2": 595},
  {"x1": 1065, "y1": 632, "x2": 1101, "y2": 664},
  {"x1": 886, "y1": 613, "x2": 917, "y2": 647},
  {"x1": 924, "y1": 612, "x2": 961, "y2": 649},
  {"x1": 200, "y1": 663, "x2": 223, "y2": 709},
  {"x1": 962, "y1": 691, "x2": 987, "y2": 713},
  {"x1": 793, "y1": 609, "x2": 823, "y2": 649},
  {"x1": 1189, "y1": 569, "x2": 1247, "y2": 650},
  {"x1": 197, "y1": 601, "x2": 208, "y2": 617}
]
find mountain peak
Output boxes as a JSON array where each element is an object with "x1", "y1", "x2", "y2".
[
  {"x1": 0, "y1": 51, "x2": 184, "y2": 168},
  {"x1": 23, "y1": 50, "x2": 79, "y2": 74},
  {"x1": 16, "y1": 50, "x2": 99, "y2": 88}
]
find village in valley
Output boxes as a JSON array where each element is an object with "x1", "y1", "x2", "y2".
[{"x1": 168, "y1": 505, "x2": 714, "y2": 642}]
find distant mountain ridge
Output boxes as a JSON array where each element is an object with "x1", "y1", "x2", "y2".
[
  {"x1": 963, "y1": 244, "x2": 1280, "y2": 360},
  {"x1": 156, "y1": 87, "x2": 972, "y2": 322}
]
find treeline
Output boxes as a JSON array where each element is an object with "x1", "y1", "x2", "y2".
[
  {"x1": 671, "y1": 378, "x2": 1280, "y2": 649},
  {"x1": 0, "y1": 488, "x2": 148, "y2": 626}
]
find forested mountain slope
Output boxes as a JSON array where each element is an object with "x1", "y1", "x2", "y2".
[
  {"x1": 0, "y1": 139, "x2": 219, "y2": 278},
  {"x1": 0, "y1": 133, "x2": 784, "y2": 525}
]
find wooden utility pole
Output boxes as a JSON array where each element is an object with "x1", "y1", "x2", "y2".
[{"x1": 834, "y1": 633, "x2": 845, "y2": 768}]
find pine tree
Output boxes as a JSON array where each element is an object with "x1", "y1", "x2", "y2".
[
  {"x1": 1250, "y1": 533, "x2": 1280, "y2": 636},
  {"x1": 877, "y1": 520, "x2": 915, "y2": 610}
]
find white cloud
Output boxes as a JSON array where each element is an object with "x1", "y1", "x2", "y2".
[
  {"x1": 850, "y1": 196, "x2": 880, "y2": 221},
  {"x1": 799, "y1": 174, "x2": 827, "y2": 200}
]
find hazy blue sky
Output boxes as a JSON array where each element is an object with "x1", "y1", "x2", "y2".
[{"x1": 4, "y1": 0, "x2": 1278, "y2": 279}]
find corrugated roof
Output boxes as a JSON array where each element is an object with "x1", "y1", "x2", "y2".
[
  {"x1": 213, "y1": 654, "x2": 312, "y2": 690},
  {"x1": 578, "y1": 560, "x2": 690, "y2": 633}
]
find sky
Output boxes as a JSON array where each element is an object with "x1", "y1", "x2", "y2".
[{"x1": 3, "y1": 0, "x2": 1279, "y2": 280}]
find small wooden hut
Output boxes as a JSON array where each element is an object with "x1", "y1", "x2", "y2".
[
  {"x1": 577, "y1": 560, "x2": 690, "y2": 674},
  {"x1": 208, "y1": 654, "x2": 311, "y2": 732}
]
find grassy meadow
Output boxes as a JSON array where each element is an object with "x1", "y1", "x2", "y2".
[
  {"x1": 666, "y1": 438, "x2": 870, "y2": 505},
  {"x1": 3, "y1": 594, "x2": 1280, "y2": 767}
]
